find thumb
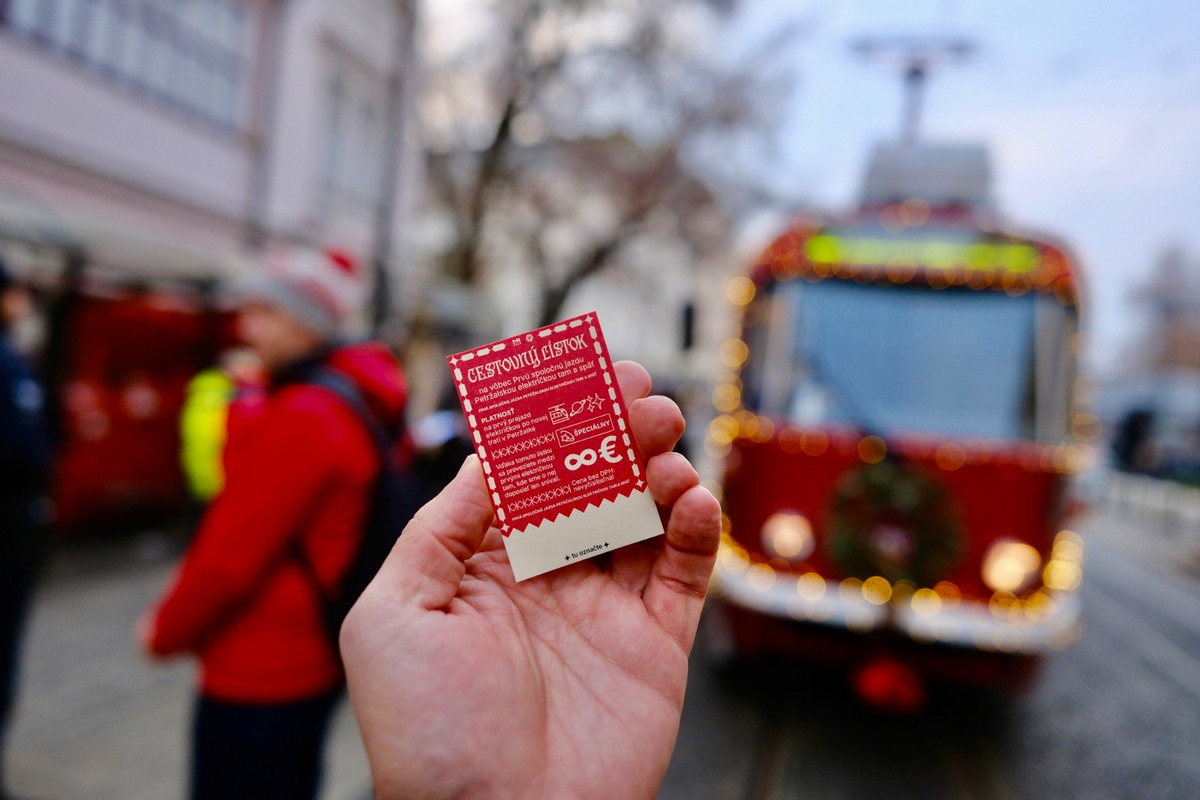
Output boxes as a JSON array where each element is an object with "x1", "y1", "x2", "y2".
[{"x1": 373, "y1": 455, "x2": 497, "y2": 611}]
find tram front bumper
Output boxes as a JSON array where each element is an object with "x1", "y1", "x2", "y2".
[{"x1": 711, "y1": 548, "x2": 1082, "y2": 655}]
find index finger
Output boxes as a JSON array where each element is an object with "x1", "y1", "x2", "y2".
[
  {"x1": 614, "y1": 360, "x2": 685, "y2": 458},
  {"x1": 613, "y1": 359, "x2": 651, "y2": 401}
]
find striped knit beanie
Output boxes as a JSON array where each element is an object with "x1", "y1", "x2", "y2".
[{"x1": 244, "y1": 247, "x2": 364, "y2": 339}]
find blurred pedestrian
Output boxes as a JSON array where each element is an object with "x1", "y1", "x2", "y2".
[
  {"x1": 0, "y1": 258, "x2": 52, "y2": 800},
  {"x1": 139, "y1": 247, "x2": 408, "y2": 800},
  {"x1": 1112, "y1": 407, "x2": 1155, "y2": 474}
]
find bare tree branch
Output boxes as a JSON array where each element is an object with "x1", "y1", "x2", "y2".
[{"x1": 419, "y1": 0, "x2": 805, "y2": 325}]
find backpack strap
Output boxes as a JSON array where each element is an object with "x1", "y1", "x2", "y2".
[
  {"x1": 291, "y1": 367, "x2": 402, "y2": 642},
  {"x1": 304, "y1": 368, "x2": 398, "y2": 458}
]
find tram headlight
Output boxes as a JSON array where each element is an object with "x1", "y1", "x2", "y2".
[
  {"x1": 981, "y1": 539, "x2": 1043, "y2": 594},
  {"x1": 761, "y1": 512, "x2": 815, "y2": 563}
]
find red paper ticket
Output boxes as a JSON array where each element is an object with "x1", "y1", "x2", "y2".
[{"x1": 447, "y1": 312, "x2": 664, "y2": 581}]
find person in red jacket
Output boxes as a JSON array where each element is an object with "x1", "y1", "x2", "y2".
[{"x1": 139, "y1": 246, "x2": 406, "y2": 800}]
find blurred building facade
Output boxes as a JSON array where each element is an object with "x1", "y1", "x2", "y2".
[
  {"x1": 0, "y1": 0, "x2": 421, "y2": 311},
  {"x1": 0, "y1": 0, "x2": 422, "y2": 529}
]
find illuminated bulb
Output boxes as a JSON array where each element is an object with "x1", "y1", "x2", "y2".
[
  {"x1": 982, "y1": 539, "x2": 1043, "y2": 594},
  {"x1": 858, "y1": 436, "x2": 887, "y2": 464},
  {"x1": 738, "y1": 415, "x2": 760, "y2": 439},
  {"x1": 935, "y1": 443, "x2": 966, "y2": 471},
  {"x1": 746, "y1": 563, "x2": 776, "y2": 592},
  {"x1": 1043, "y1": 560, "x2": 1082, "y2": 592},
  {"x1": 704, "y1": 441, "x2": 732, "y2": 460},
  {"x1": 796, "y1": 572, "x2": 826, "y2": 601},
  {"x1": 862, "y1": 576, "x2": 892, "y2": 605},
  {"x1": 717, "y1": 545, "x2": 747, "y2": 576},
  {"x1": 1052, "y1": 538, "x2": 1083, "y2": 565},
  {"x1": 933, "y1": 581, "x2": 962, "y2": 607},
  {"x1": 761, "y1": 512, "x2": 815, "y2": 562},
  {"x1": 1054, "y1": 529, "x2": 1084, "y2": 553},
  {"x1": 1023, "y1": 590, "x2": 1055, "y2": 621},
  {"x1": 966, "y1": 271, "x2": 990, "y2": 290},
  {"x1": 772, "y1": 255, "x2": 801, "y2": 280},
  {"x1": 880, "y1": 204, "x2": 905, "y2": 233},
  {"x1": 752, "y1": 416, "x2": 776, "y2": 442},
  {"x1": 891, "y1": 580, "x2": 916, "y2": 603},
  {"x1": 779, "y1": 429, "x2": 804, "y2": 454},
  {"x1": 963, "y1": 439, "x2": 989, "y2": 465},
  {"x1": 726, "y1": 276, "x2": 756, "y2": 307},
  {"x1": 718, "y1": 338, "x2": 750, "y2": 368},
  {"x1": 706, "y1": 419, "x2": 735, "y2": 447},
  {"x1": 989, "y1": 591, "x2": 1021, "y2": 619},
  {"x1": 803, "y1": 430, "x2": 829, "y2": 456},
  {"x1": 898, "y1": 197, "x2": 930, "y2": 227},
  {"x1": 712, "y1": 384, "x2": 741, "y2": 413},
  {"x1": 1067, "y1": 444, "x2": 1096, "y2": 472},
  {"x1": 911, "y1": 588, "x2": 942, "y2": 617}
]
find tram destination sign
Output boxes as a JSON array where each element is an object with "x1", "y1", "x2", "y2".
[{"x1": 803, "y1": 233, "x2": 1041, "y2": 274}]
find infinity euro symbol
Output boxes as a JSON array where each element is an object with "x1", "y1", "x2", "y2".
[
  {"x1": 564, "y1": 449, "x2": 597, "y2": 471},
  {"x1": 564, "y1": 435, "x2": 624, "y2": 471},
  {"x1": 598, "y1": 435, "x2": 622, "y2": 464}
]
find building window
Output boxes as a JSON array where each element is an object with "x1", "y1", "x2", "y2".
[
  {"x1": 3, "y1": 0, "x2": 254, "y2": 132},
  {"x1": 8, "y1": 0, "x2": 49, "y2": 38},
  {"x1": 319, "y1": 62, "x2": 388, "y2": 208}
]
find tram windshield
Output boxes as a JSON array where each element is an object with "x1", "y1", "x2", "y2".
[{"x1": 741, "y1": 280, "x2": 1075, "y2": 442}]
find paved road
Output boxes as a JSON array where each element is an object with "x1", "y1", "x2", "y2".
[
  {"x1": 6, "y1": 533, "x2": 370, "y2": 800},
  {"x1": 6, "y1": 502, "x2": 1200, "y2": 799},
  {"x1": 660, "y1": 505, "x2": 1200, "y2": 800}
]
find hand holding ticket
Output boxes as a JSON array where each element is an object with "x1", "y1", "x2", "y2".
[
  {"x1": 340, "y1": 358, "x2": 721, "y2": 800},
  {"x1": 447, "y1": 313, "x2": 665, "y2": 580}
]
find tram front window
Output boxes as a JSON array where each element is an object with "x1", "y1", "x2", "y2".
[{"x1": 743, "y1": 280, "x2": 1070, "y2": 442}]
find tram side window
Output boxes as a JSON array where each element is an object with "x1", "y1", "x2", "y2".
[
  {"x1": 741, "y1": 283, "x2": 794, "y2": 414},
  {"x1": 1033, "y1": 298, "x2": 1076, "y2": 443}
]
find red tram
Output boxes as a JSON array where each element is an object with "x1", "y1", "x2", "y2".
[{"x1": 706, "y1": 144, "x2": 1093, "y2": 696}]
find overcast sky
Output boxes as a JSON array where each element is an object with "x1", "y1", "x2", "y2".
[{"x1": 726, "y1": 0, "x2": 1200, "y2": 375}]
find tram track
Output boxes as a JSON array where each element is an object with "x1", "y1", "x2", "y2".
[
  {"x1": 938, "y1": 734, "x2": 1012, "y2": 800},
  {"x1": 1083, "y1": 540, "x2": 1200, "y2": 700},
  {"x1": 743, "y1": 711, "x2": 790, "y2": 800},
  {"x1": 732, "y1": 676, "x2": 1013, "y2": 800},
  {"x1": 1083, "y1": 587, "x2": 1200, "y2": 701}
]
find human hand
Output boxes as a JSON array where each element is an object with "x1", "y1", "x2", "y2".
[{"x1": 340, "y1": 361, "x2": 721, "y2": 800}]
